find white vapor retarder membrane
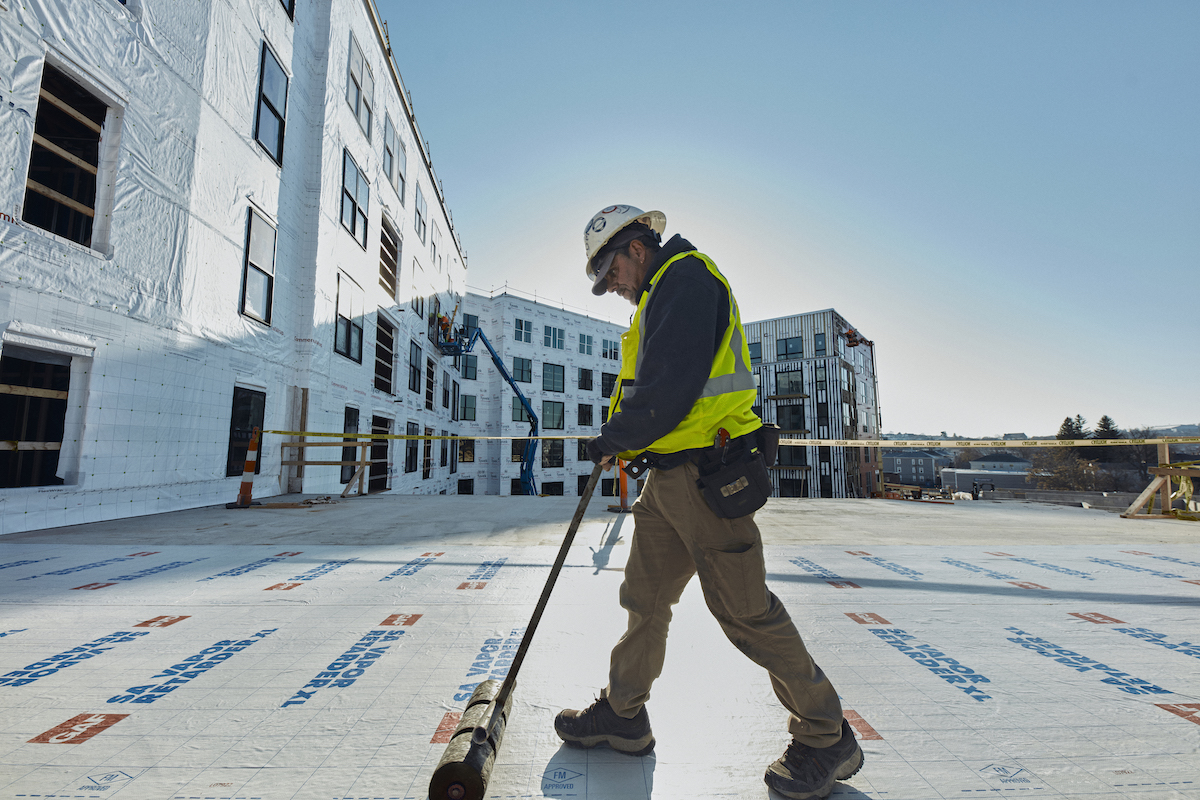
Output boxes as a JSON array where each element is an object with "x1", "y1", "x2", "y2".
[{"x1": 1, "y1": 519, "x2": 1198, "y2": 798}]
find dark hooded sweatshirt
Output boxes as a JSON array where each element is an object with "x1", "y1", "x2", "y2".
[{"x1": 592, "y1": 234, "x2": 734, "y2": 467}]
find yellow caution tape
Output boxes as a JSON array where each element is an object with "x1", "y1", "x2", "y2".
[{"x1": 263, "y1": 430, "x2": 1200, "y2": 448}]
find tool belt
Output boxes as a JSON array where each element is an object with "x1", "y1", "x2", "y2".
[{"x1": 693, "y1": 426, "x2": 775, "y2": 519}]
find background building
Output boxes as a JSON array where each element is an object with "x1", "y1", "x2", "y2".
[
  {"x1": 743, "y1": 309, "x2": 882, "y2": 498},
  {"x1": 0, "y1": 0, "x2": 469, "y2": 534},
  {"x1": 882, "y1": 450, "x2": 951, "y2": 489},
  {"x1": 454, "y1": 290, "x2": 625, "y2": 497}
]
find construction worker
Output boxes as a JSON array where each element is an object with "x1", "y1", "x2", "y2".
[{"x1": 554, "y1": 205, "x2": 863, "y2": 799}]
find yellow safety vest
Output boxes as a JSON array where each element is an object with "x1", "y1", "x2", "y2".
[{"x1": 611, "y1": 250, "x2": 760, "y2": 461}]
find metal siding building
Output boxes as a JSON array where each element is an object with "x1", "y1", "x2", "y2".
[{"x1": 743, "y1": 309, "x2": 882, "y2": 498}]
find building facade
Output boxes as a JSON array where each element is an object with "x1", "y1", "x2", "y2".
[
  {"x1": 454, "y1": 291, "x2": 626, "y2": 497},
  {"x1": 882, "y1": 450, "x2": 951, "y2": 489},
  {"x1": 0, "y1": 0, "x2": 470, "y2": 534},
  {"x1": 743, "y1": 310, "x2": 882, "y2": 498}
]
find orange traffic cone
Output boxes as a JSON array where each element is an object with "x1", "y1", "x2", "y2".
[{"x1": 227, "y1": 427, "x2": 263, "y2": 508}]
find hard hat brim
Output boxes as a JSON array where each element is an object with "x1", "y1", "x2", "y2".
[{"x1": 589, "y1": 250, "x2": 617, "y2": 296}]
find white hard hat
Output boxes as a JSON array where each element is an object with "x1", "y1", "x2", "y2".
[{"x1": 584, "y1": 205, "x2": 666, "y2": 296}]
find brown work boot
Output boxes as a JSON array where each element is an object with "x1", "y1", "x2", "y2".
[
  {"x1": 554, "y1": 696, "x2": 655, "y2": 756},
  {"x1": 764, "y1": 719, "x2": 864, "y2": 799}
]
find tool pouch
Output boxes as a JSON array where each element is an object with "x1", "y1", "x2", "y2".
[
  {"x1": 695, "y1": 437, "x2": 772, "y2": 519},
  {"x1": 756, "y1": 424, "x2": 781, "y2": 467}
]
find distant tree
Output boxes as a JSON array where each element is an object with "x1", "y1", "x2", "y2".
[
  {"x1": 1124, "y1": 426, "x2": 1160, "y2": 475},
  {"x1": 954, "y1": 447, "x2": 983, "y2": 468},
  {"x1": 1057, "y1": 415, "x2": 1089, "y2": 440},
  {"x1": 1027, "y1": 449, "x2": 1098, "y2": 491},
  {"x1": 1091, "y1": 416, "x2": 1124, "y2": 462}
]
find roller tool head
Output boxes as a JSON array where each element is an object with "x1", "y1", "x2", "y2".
[{"x1": 428, "y1": 679, "x2": 513, "y2": 800}]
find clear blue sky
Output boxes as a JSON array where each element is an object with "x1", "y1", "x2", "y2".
[{"x1": 378, "y1": 0, "x2": 1199, "y2": 438}]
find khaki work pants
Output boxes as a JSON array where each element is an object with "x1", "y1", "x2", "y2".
[{"x1": 601, "y1": 460, "x2": 845, "y2": 747}]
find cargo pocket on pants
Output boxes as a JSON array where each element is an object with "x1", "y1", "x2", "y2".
[{"x1": 699, "y1": 538, "x2": 769, "y2": 619}]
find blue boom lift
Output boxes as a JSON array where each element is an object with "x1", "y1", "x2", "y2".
[{"x1": 437, "y1": 325, "x2": 539, "y2": 496}]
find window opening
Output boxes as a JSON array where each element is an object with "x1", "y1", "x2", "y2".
[
  {"x1": 0, "y1": 347, "x2": 70, "y2": 488},
  {"x1": 513, "y1": 356, "x2": 531, "y2": 383},
  {"x1": 334, "y1": 273, "x2": 363, "y2": 362},
  {"x1": 543, "y1": 400, "x2": 565, "y2": 429},
  {"x1": 23, "y1": 64, "x2": 108, "y2": 248},
  {"x1": 341, "y1": 150, "x2": 369, "y2": 247},
  {"x1": 543, "y1": 363, "x2": 564, "y2": 392},
  {"x1": 340, "y1": 407, "x2": 360, "y2": 484},
  {"x1": 404, "y1": 421, "x2": 418, "y2": 472},
  {"x1": 226, "y1": 386, "x2": 266, "y2": 478},
  {"x1": 460, "y1": 394, "x2": 476, "y2": 420},
  {"x1": 408, "y1": 340, "x2": 421, "y2": 393},
  {"x1": 414, "y1": 184, "x2": 427, "y2": 242},
  {"x1": 458, "y1": 478, "x2": 474, "y2": 494},
  {"x1": 459, "y1": 439, "x2": 475, "y2": 462},
  {"x1": 241, "y1": 209, "x2": 276, "y2": 324},
  {"x1": 374, "y1": 315, "x2": 394, "y2": 394},
  {"x1": 542, "y1": 439, "x2": 564, "y2": 468},
  {"x1": 255, "y1": 44, "x2": 288, "y2": 163},
  {"x1": 422, "y1": 427, "x2": 433, "y2": 479},
  {"x1": 578, "y1": 367, "x2": 593, "y2": 390},
  {"x1": 369, "y1": 416, "x2": 391, "y2": 492},
  {"x1": 601, "y1": 372, "x2": 617, "y2": 398},
  {"x1": 346, "y1": 35, "x2": 373, "y2": 137},
  {"x1": 425, "y1": 357, "x2": 435, "y2": 410},
  {"x1": 379, "y1": 217, "x2": 400, "y2": 299}
]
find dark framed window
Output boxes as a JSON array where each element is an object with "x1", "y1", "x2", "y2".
[
  {"x1": 513, "y1": 357, "x2": 532, "y2": 383},
  {"x1": 240, "y1": 209, "x2": 276, "y2": 324},
  {"x1": 578, "y1": 368, "x2": 593, "y2": 390},
  {"x1": 511, "y1": 478, "x2": 526, "y2": 495},
  {"x1": 451, "y1": 381, "x2": 460, "y2": 421},
  {"x1": 346, "y1": 35, "x2": 373, "y2": 137},
  {"x1": 458, "y1": 478, "x2": 474, "y2": 494},
  {"x1": 579, "y1": 334, "x2": 593, "y2": 355},
  {"x1": 383, "y1": 115, "x2": 398, "y2": 190},
  {"x1": 254, "y1": 44, "x2": 288, "y2": 163},
  {"x1": 442, "y1": 370, "x2": 450, "y2": 408},
  {"x1": 601, "y1": 372, "x2": 617, "y2": 398},
  {"x1": 462, "y1": 353, "x2": 477, "y2": 380},
  {"x1": 814, "y1": 333, "x2": 826, "y2": 357},
  {"x1": 578, "y1": 404, "x2": 593, "y2": 426},
  {"x1": 542, "y1": 439, "x2": 564, "y2": 468},
  {"x1": 1, "y1": 348, "x2": 70, "y2": 488},
  {"x1": 404, "y1": 421, "x2": 418, "y2": 473},
  {"x1": 778, "y1": 404, "x2": 805, "y2": 431},
  {"x1": 601, "y1": 478, "x2": 616, "y2": 496},
  {"x1": 512, "y1": 397, "x2": 531, "y2": 423},
  {"x1": 543, "y1": 401, "x2": 564, "y2": 430},
  {"x1": 601, "y1": 405, "x2": 609, "y2": 423},
  {"x1": 544, "y1": 325, "x2": 564, "y2": 349},
  {"x1": 374, "y1": 316, "x2": 395, "y2": 394},
  {"x1": 460, "y1": 394, "x2": 476, "y2": 421},
  {"x1": 578, "y1": 440, "x2": 589, "y2": 462},
  {"x1": 511, "y1": 439, "x2": 526, "y2": 462},
  {"x1": 777, "y1": 336, "x2": 802, "y2": 361},
  {"x1": 226, "y1": 386, "x2": 266, "y2": 478},
  {"x1": 425, "y1": 358, "x2": 435, "y2": 410},
  {"x1": 602, "y1": 339, "x2": 619, "y2": 360},
  {"x1": 408, "y1": 340, "x2": 421, "y2": 393},
  {"x1": 748, "y1": 341, "x2": 762, "y2": 366},
  {"x1": 776, "y1": 370, "x2": 803, "y2": 396},
  {"x1": 515, "y1": 318, "x2": 532, "y2": 343},
  {"x1": 463, "y1": 314, "x2": 479, "y2": 340},
  {"x1": 543, "y1": 363, "x2": 564, "y2": 392},
  {"x1": 23, "y1": 64, "x2": 107, "y2": 248},
  {"x1": 779, "y1": 445, "x2": 806, "y2": 467},
  {"x1": 577, "y1": 474, "x2": 592, "y2": 496},
  {"x1": 334, "y1": 273, "x2": 363, "y2": 362},
  {"x1": 780, "y1": 478, "x2": 806, "y2": 497},
  {"x1": 340, "y1": 407, "x2": 360, "y2": 484},
  {"x1": 542, "y1": 481, "x2": 564, "y2": 496},
  {"x1": 341, "y1": 150, "x2": 369, "y2": 247},
  {"x1": 414, "y1": 183, "x2": 427, "y2": 242},
  {"x1": 440, "y1": 430, "x2": 448, "y2": 467},
  {"x1": 278, "y1": 0, "x2": 294, "y2": 17},
  {"x1": 379, "y1": 217, "x2": 400, "y2": 299},
  {"x1": 459, "y1": 439, "x2": 475, "y2": 462}
]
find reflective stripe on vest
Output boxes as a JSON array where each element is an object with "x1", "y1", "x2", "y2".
[{"x1": 611, "y1": 250, "x2": 760, "y2": 460}]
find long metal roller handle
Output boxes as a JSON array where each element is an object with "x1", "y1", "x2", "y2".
[{"x1": 473, "y1": 462, "x2": 606, "y2": 744}]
